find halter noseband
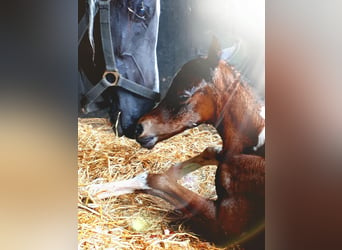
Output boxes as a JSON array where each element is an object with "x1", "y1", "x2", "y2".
[{"x1": 79, "y1": 0, "x2": 160, "y2": 113}]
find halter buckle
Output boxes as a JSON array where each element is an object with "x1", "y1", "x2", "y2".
[{"x1": 102, "y1": 71, "x2": 120, "y2": 87}]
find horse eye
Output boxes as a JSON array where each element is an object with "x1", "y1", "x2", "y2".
[
  {"x1": 137, "y1": 5, "x2": 146, "y2": 17},
  {"x1": 127, "y1": 2, "x2": 150, "y2": 22}
]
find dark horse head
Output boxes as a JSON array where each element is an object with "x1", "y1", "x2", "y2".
[{"x1": 79, "y1": 0, "x2": 160, "y2": 138}]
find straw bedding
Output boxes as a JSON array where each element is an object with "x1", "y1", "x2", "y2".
[{"x1": 78, "y1": 118, "x2": 240, "y2": 249}]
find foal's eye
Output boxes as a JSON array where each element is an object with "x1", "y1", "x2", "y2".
[{"x1": 179, "y1": 94, "x2": 189, "y2": 103}]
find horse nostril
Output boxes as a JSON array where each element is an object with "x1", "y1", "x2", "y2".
[{"x1": 135, "y1": 123, "x2": 144, "y2": 137}]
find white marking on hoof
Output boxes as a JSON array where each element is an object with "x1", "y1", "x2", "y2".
[{"x1": 87, "y1": 172, "x2": 151, "y2": 200}]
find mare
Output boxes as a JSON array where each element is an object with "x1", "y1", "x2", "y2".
[
  {"x1": 78, "y1": 0, "x2": 161, "y2": 138},
  {"x1": 89, "y1": 38, "x2": 265, "y2": 247}
]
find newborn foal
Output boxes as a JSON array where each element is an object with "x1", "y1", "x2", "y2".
[{"x1": 89, "y1": 38, "x2": 265, "y2": 246}]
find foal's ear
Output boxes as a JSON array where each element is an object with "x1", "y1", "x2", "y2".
[
  {"x1": 221, "y1": 41, "x2": 240, "y2": 62},
  {"x1": 207, "y1": 36, "x2": 221, "y2": 68}
]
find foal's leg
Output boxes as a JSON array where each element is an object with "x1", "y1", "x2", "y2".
[
  {"x1": 165, "y1": 146, "x2": 221, "y2": 180},
  {"x1": 87, "y1": 146, "x2": 221, "y2": 199},
  {"x1": 144, "y1": 173, "x2": 216, "y2": 219},
  {"x1": 86, "y1": 172, "x2": 152, "y2": 199},
  {"x1": 87, "y1": 170, "x2": 218, "y2": 223}
]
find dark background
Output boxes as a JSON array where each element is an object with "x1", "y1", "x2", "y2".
[{"x1": 1, "y1": 1, "x2": 341, "y2": 250}]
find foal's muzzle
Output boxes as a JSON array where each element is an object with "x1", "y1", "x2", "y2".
[
  {"x1": 136, "y1": 135, "x2": 157, "y2": 149},
  {"x1": 135, "y1": 122, "x2": 158, "y2": 149}
]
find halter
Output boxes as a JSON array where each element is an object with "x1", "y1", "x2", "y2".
[{"x1": 78, "y1": 0, "x2": 160, "y2": 113}]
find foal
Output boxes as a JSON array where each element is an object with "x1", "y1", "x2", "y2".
[{"x1": 89, "y1": 38, "x2": 265, "y2": 246}]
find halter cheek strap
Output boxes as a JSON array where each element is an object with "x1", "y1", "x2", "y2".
[{"x1": 78, "y1": 0, "x2": 160, "y2": 114}]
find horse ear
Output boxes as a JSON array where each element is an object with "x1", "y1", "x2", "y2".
[{"x1": 207, "y1": 36, "x2": 221, "y2": 68}]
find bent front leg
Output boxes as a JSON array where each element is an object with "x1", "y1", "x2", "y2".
[
  {"x1": 87, "y1": 170, "x2": 216, "y2": 218},
  {"x1": 165, "y1": 146, "x2": 221, "y2": 180},
  {"x1": 144, "y1": 173, "x2": 216, "y2": 218}
]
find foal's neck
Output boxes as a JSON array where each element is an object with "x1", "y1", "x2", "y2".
[{"x1": 213, "y1": 64, "x2": 264, "y2": 155}]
